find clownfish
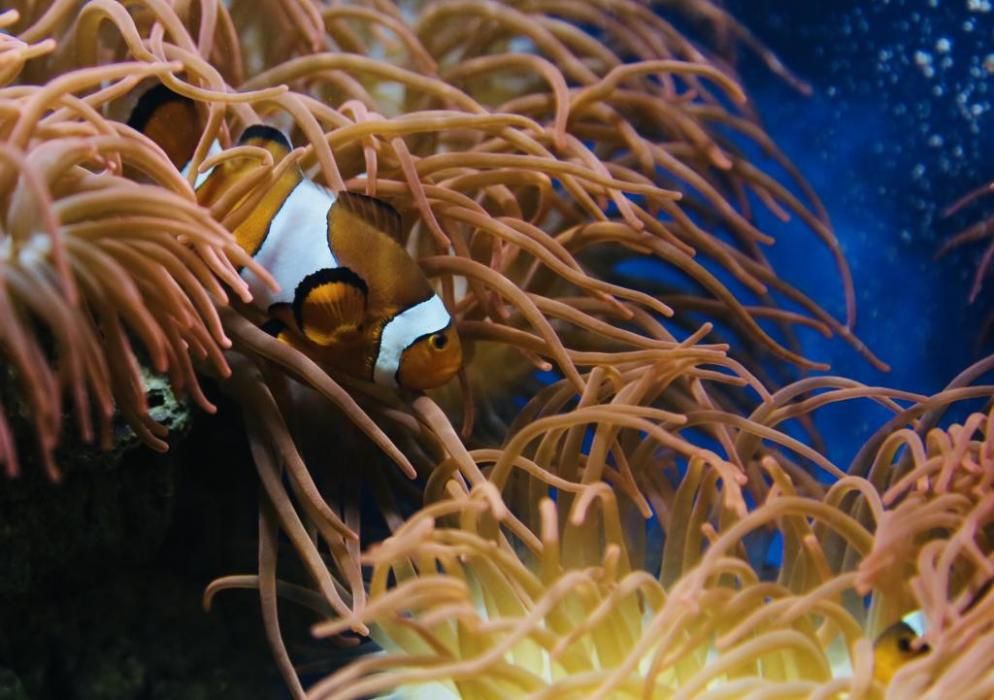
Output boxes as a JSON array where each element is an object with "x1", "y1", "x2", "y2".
[
  {"x1": 871, "y1": 577, "x2": 993, "y2": 686},
  {"x1": 872, "y1": 612, "x2": 930, "y2": 686},
  {"x1": 128, "y1": 85, "x2": 461, "y2": 391}
]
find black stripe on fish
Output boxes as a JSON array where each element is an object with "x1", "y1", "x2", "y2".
[
  {"x1": 239, "y1": 124, "x2": 293, "y2": 151},
  {"x1": 128, "y1": 84, "x2": 190, "y2": 133},
  {"x1": 260, "y1": 317, "x2": 288, "y2": 338}
]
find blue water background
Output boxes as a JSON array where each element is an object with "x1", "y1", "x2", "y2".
[{"x1": 711, "y1": 0, "x2": 994, "y2": 466}]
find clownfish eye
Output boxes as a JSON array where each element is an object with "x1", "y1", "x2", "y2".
[
  {"x1": 897, "y1": 636, "x2": 913, "y2": 653},
  {"x1": 429, "y1": 332, "x2": 448, "y2": 350},
  {"x1": 396, "y1": 326, "x2": 462, "y2": 390}
]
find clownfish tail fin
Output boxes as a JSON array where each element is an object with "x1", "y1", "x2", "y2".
[{"x1": 127, "y1": 84, "x2": 201, "y2": 171}]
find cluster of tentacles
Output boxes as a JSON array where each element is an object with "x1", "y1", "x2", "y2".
[
  {"x1": 307, "y1": 378, "x2": 994, "y2": 699},
  {"x1": 3, "y1": 0, "x2": 994, "y2": 698}
]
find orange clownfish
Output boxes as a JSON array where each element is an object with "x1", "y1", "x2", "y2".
[{"x1": 128, "y1": 85, "x2": 461, "y2": 391}]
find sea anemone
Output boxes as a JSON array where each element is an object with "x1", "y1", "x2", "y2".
[
  {"x1": 308, "y1": 368, "x2": 994, "y2": 699},
  {"x1": 3, "y1": 0, "x2": 873, "y2": 460},
  {"x1": 4, "y1": 0, "x2": 989, "y2": 698},
  {"x1": 0, "y1": 9, "x2": 260, "y2": 480}
]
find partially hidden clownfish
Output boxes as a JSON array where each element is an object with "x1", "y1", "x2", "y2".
[
  {"x1": 128, "y1": 85, "x2": 461, "y2": 391},
  {"x1": 871, "y1": 577, "x2": 993, "y2": 686},
  {"x1": 872, "y1": 611, "x2": 930, "y2": 687}
]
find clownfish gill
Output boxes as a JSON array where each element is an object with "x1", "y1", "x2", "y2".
[{"x1": 127, "y1": 84, "x2": 461, "y2": 391}]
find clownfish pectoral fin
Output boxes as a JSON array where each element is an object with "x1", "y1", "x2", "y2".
[
  {"x1": 128, "y1": 84, "x2": 200, "y2": 171},
  {"x1": 293, "y1": 268, "x2": 368, "y2": 346},
  {"x1": 333, "y1": 191, "x2": 405, "y2": 245}
]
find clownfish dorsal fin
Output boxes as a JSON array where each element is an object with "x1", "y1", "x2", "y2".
[
  {"x1": 293, "y1": 267, "x2": 368, "y2": 347},
  {"x1": 327, "y1": 191, "x2": 435, "y2": 313},
  {"x1": 335, "y1": 191, "x2": 405, "y2": 244},
  {"x1": 128, "y1": 83, "x2": 200, "y2": 171}
]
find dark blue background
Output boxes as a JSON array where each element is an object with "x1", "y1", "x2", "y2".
[{"x1": 716, "y1": 0, "x2": 994, "y2": 464}]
